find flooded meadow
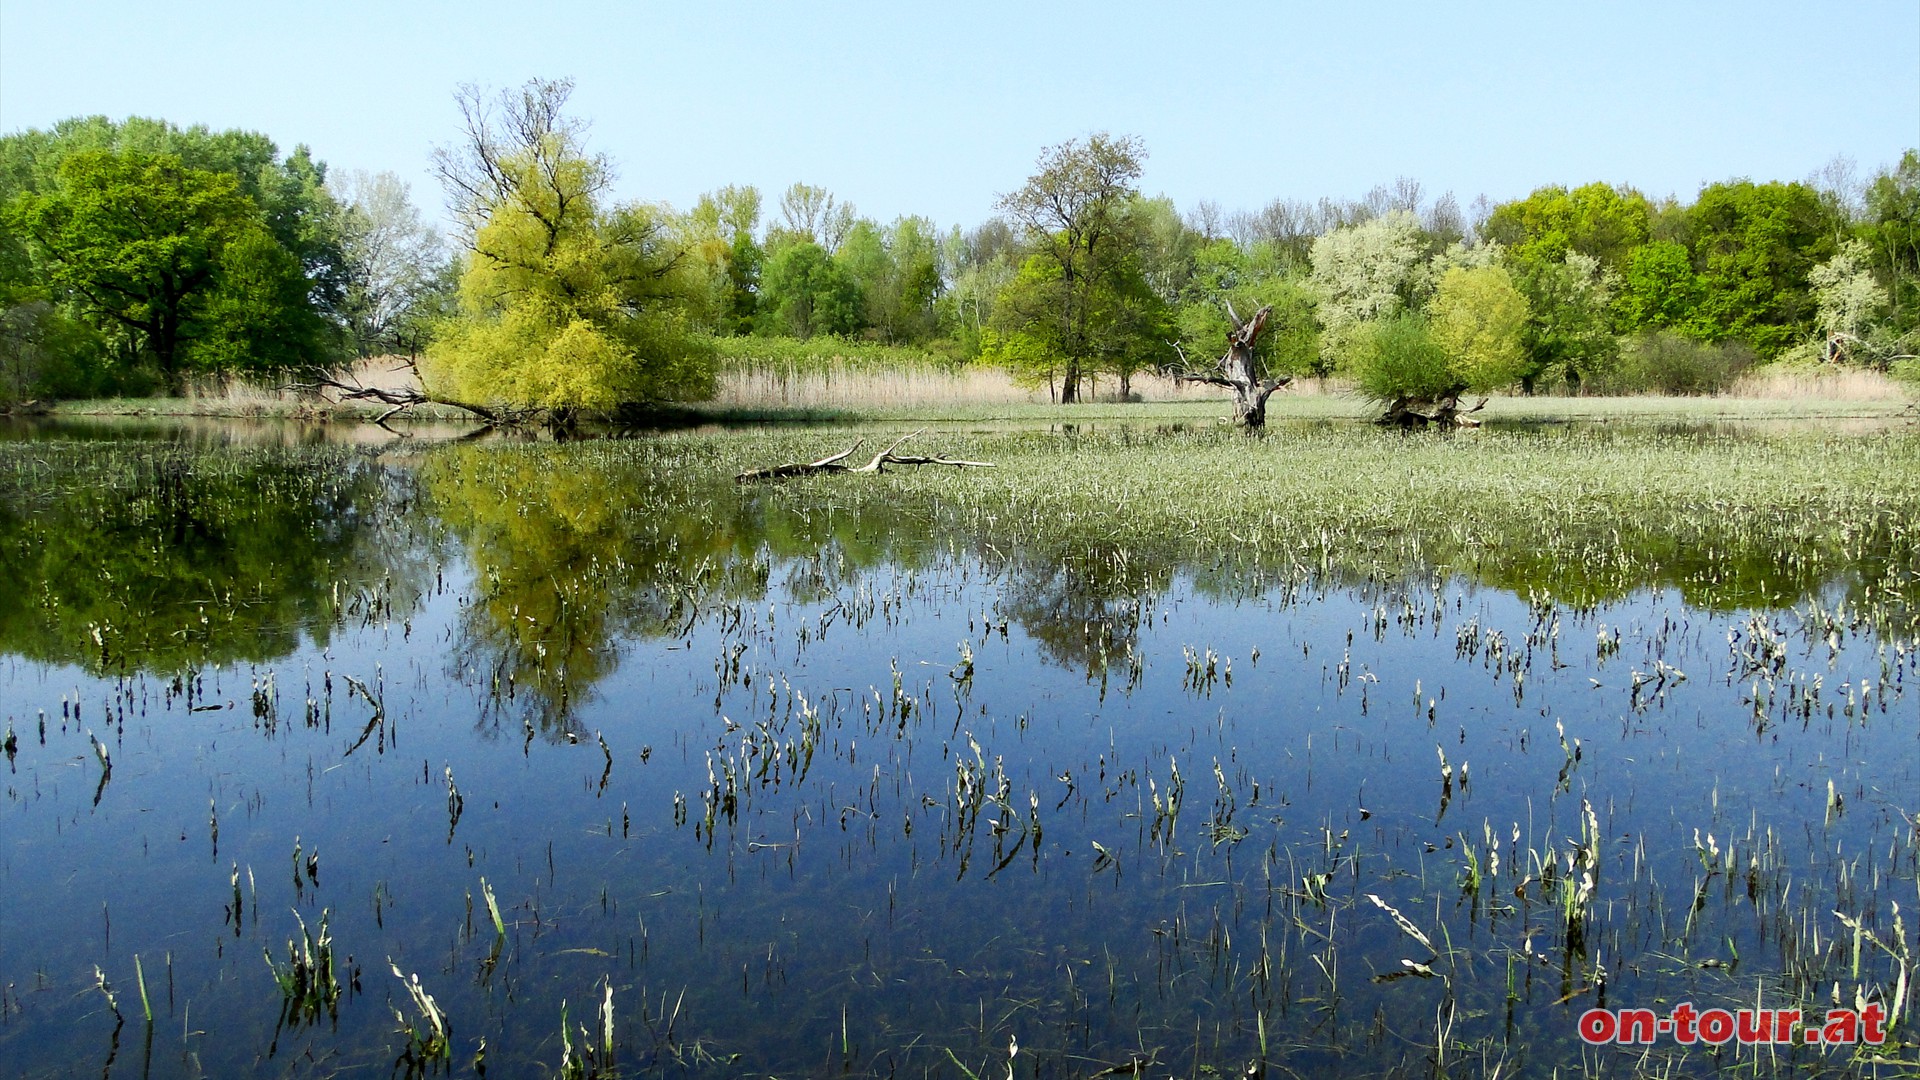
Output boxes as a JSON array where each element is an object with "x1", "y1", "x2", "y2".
[{"x1": 0, "y1": 418, "x2": 1916, "y2": 1078}]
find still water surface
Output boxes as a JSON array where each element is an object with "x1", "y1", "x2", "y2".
[{"x1": 0, "y1": 419, "x2": 1915, "y2": 1078}]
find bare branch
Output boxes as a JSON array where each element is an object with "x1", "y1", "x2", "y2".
[
  {"x1": 852, "y1": 429, "x2": 924, "y2": 473},
  {"x1": 737, "y1": 431, "x2": 995, "y2": 482},
  {"x1": 1161, "y1": 304, "x2": 1288, "y2": 426},
  {"x1": 284, "y1": 367, "x2": 523, "y2": 427}
]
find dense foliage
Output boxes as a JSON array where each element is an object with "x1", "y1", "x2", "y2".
[
  {"x1": 3, "y1": 94, "x2": 1915, "y2": 409},
  {"x1": 421, "y1": 82, "x2": 713, "y2": 413},
  {"x1": 0, "y1": 118, "x2": 349, "y2": 394}
]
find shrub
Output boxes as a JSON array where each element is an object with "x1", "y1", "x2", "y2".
[
  {"x1": 1892, "y1": 356, "x2": 1920, "y2": 393},
  {"x1": 0, "y1": 300, "x2": 124, "y2": 401},
  {"x1": 1604, "y1": 331, "x2": 1756, "y2": 395},
  {"x1": 1350, "y1": 314, "x2": 1455, "y2": 403}
]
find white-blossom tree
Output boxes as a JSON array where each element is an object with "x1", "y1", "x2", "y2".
[
  {"x1": 1809, "y1": 239, "x2": 1887, "y2": 362},
  {"x1": 1308, "y1": 209, "x2": 1430, "y2": 365},
  {"x1": 332, "y1": 169, "x2": 448, "y2": 358}
]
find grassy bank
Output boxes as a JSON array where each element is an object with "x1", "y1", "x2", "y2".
[{"x1": 15, "y1": 353, "x2": 1914, "y2": 427}]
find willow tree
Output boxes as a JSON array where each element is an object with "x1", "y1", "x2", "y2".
[
  {"x1": 1356, "y1": 266, "x2": 1529, "y2": 426},
  {"x1": 422, "y1": 79, "x2": 713, "y2": 421}
]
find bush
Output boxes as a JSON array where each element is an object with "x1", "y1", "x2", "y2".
[
  {"x1": 1349, "y1": 314, "x2": 1456, "y2": 403},
  {"x1": 1892, "y1": 356, "x2": 1920, "y2": 392},
  {"x1": 1602, "y1": 331, "x2": 1756, "y2": 395},
  {"x1": 0, "y1": 300, "x2": 124, "y2": 401}
]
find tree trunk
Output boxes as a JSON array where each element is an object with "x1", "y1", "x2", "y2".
[
  {"x1": 154, "y1": 310, "x2": 181, "y2": 391},
  {"x1": 1061, "y1": 361, "x2": 1080, "y2": 404},
  {"x1": 1378, "y1": 389, "x2": 1486, "y2": 429},
  {"x1": 1168, "y1": 304, "x2": 1289, "y2": 427}
]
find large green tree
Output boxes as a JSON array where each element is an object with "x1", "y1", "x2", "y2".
[
  {"x1": 1682, "y1": 180, "x2": 1836, "y2": 356},
  {"x1": 1615, "y1": 239, "x2": 1704, "y2": 332},
  {"x1": 1863, "y1": 150, "x2": 1920, "y2": 333},
  {"x1": 684, "y1": 184, "x2": 764, "y2": 336},
  {"x1": 425, "y1": 79, "x2": 714, "y2": 414},
  {"x1": 760, "y1": 240, "x2": 864, "y2": 339},
  {"x1": 0, "y1": 117, "x2": 350, "y2": 391},
  {"x1": 4, "y1": 149, "x2": 322, "y2": 384},
  {"x1": 1481, "y1": 182, "x2": 1653, "y2": 269},
  {"x1": 993, "y1": 133, "x2": 1153, "y2": 402},
  {"x1": 831, "y1": 216, "x2": 943, "y2": 344},
  {"x1": 1, "y1": 117, "x2": 348, "y2": 318},
  {"x1": 1511, "y1": 252, "x2": 1618, "y2": 391}
]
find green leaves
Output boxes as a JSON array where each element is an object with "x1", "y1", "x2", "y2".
[
  {"x1": 991, "y1": 135, "x2": 1160, "y2": 400},
  {"x1": 423, "y1": 82, "x2": 715, "y2": 412},
  {"x1": 5, "y1": 149, "x2": 308, "y2": 382},
  {"x1": 1482, "y1": 182, "x2": 1653, "y2": 269},
  {"x1": 1350, "y1": 313, "x2": 1454, "y2": 403},
  {"x1": 1616, "y1": 240, "x2": 1703, "y2": 333},
  {"x1": 1429, "y1": 265, "x2": 1530, "y2": 392},
  {"x1": 1, "y1": 119, "x2": 350, "y2": 389},
  {"x1": 761, "y1": 241, "x2": 864, "y2": 339},
  {"x1": 1684, "y1": 180, "x2": 1835, "y2": 356}
]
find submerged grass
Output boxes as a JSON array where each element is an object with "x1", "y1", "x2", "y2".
[
  {"x1": 267, "y1": 909, "x2": 339, "y2": 1027},
  {"x1": 638, "y1": 421, "x2": 1920, "y2": 630},
  {"x1": 3, "y1": 415, "x2": 1919, "y2": 1078}
]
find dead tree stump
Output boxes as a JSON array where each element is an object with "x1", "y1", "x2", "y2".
[{"x1": 1166, "y1": 303, "x2": 1290, "y2": 427}]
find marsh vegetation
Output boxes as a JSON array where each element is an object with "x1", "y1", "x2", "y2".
[{"x1": 0, "y1": 416, "x2": 1916, "y2": 1078}]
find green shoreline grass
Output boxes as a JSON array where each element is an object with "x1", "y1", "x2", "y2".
[{"x1": 20, "y1": 390, "x2": 1914, "y2": 427}]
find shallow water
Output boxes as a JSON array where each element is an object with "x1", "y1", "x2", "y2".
[{"x1": 0, "y1": 420, "x2": 1915, "y2": 1078}]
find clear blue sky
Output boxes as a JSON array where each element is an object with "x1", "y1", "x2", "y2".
[{"x1": 3, "y1": 1, "x2": 1916, "y2": 231}]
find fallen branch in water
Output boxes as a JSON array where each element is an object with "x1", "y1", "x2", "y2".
[
  {"x1": 284, "y1": 361, "x2": 535, "y2": 433},
  {"x1": 736, "y1": 429, "x2": 996, "y2": 481}
]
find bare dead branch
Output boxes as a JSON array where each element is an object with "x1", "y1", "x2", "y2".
[
  {"x1": 852, "y1": 429, "x2": 924, "y2": 473},
  {"x1": 284, "y1": 367, "x2": 524, "y2": 428},
  {"x1": 1166, "y1": 371, "x2": 1244, "y2": 391},
  {"x1": 1161, "y1": 303, "x2": 1289, "y2": 427},
  {"x1": 875, "y1": 454, "x2": 999, "y2": 468},
  {"x1": 737, "y1": 431, "x2": 995, "y2": 482}
]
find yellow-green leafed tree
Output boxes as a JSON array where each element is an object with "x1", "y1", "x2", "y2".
[
  {"x1": 1352, "y1": 265, "x2": 1530, "y2": 427},
  {"x1": 424, "y1": 79, "x2": 713, "y2": 417},
  {"x1": 1428, "y1": 264, "x2": 1530, "y2": 392}
]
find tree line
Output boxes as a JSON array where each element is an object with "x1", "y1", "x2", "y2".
[{"x1": 2, "y1": 78, "x2": 1915, "y2": 413}]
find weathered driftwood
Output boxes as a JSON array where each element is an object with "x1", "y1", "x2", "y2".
[
  {"x1": 735, "y1": 429, "x2": 995, "y2": 482},
  {"x1": 287, "y1": 360, "x2": 532, "y2": 433},
  {"x1": 1378, "y1": 393, "x2": 1487, "y2": 429},
  {"x1": 1823, "y1": 330, "x2": 1918, "y2": 369},
  {"x1": 1166, "y1": 302, "x2": 1291, "y2": 427}
]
